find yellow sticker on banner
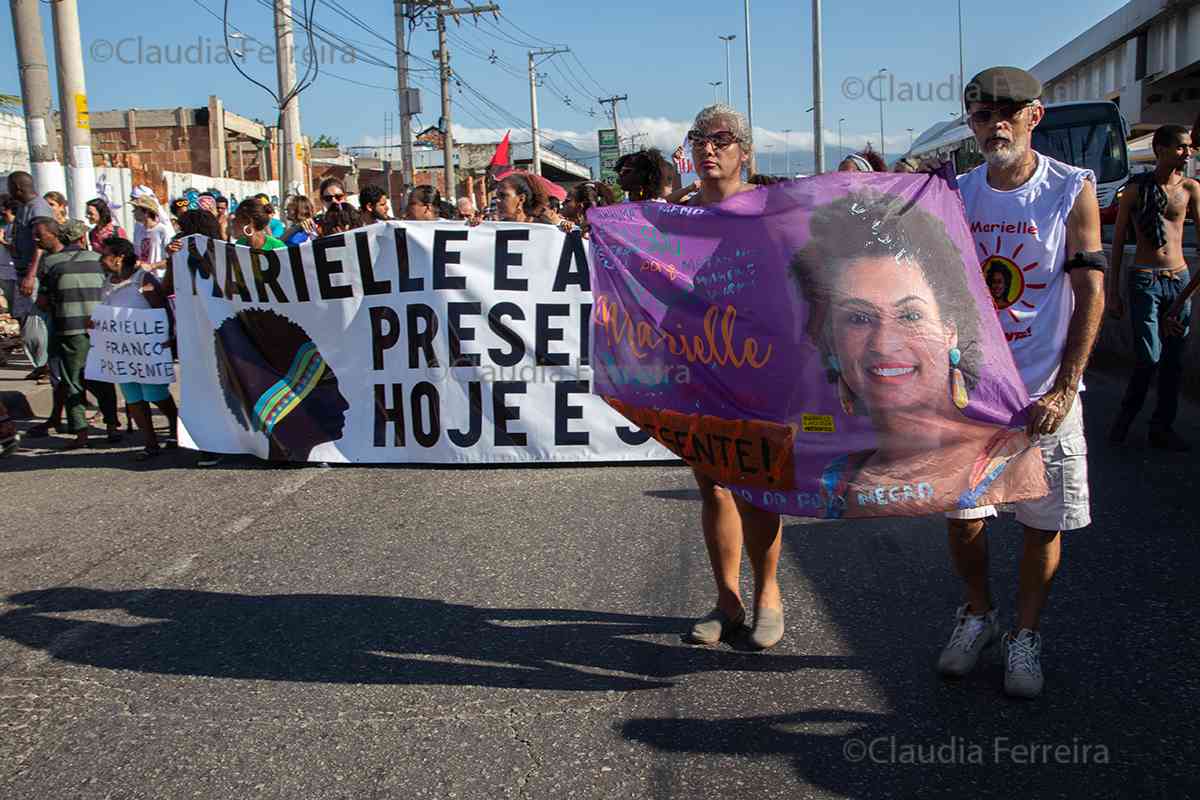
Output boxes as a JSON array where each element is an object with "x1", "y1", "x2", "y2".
[
  {"x1": 74, "y1": 94, "x2": 89, "y2": 129},
  {"x1": 802, "y1": 414, "x2": 835, "y2": 433}
]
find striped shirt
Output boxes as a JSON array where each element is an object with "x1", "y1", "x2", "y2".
[{"x1": 38, "y1": 249, "x2": 106, "y2": 336}]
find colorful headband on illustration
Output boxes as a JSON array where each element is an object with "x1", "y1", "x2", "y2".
[{"x1": 251, "y1": 342, "x2": 327, "y2": 435}]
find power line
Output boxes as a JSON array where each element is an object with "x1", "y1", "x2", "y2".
[
  {"x1": 319, "y1": 0, "x2": 395, "y2": 49},
  {"x1": 493, "y1": 13, "x2": 565, "y2": 48}
]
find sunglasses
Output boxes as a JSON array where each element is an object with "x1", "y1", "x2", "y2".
[
  {"x1": 688, "y1": 130, "x2": 741, "y2": 150},
  {"x1": 967, "y1": 103, "x2": 1033, "y2": 125},
  {"x1": 322, "y1": 192, "x2": 345, "y2": 202}
]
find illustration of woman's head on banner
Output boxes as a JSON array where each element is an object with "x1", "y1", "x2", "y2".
[
  {"x1": 789, "y1": 190, "x2": 1033, "y2": 518},
  {"x1": 214, "y1": 309, "x2": 349, "y2": 461}
]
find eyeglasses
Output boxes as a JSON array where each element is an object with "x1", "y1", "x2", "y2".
[
  {"x1": 688, "y1": 130, "x2": 741, "y2": 150},
  {"x1": 967, "y1": 103, "x2": 1033, "y2": 125}
]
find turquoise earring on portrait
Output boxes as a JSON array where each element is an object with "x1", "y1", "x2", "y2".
[{"x1": 949, "y1": 347, "x2": 969, "y2": 409}]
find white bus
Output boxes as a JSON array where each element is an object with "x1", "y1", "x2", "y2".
[{"x1": 908, "y1": 101, "x2": 1129, "y2": 222}]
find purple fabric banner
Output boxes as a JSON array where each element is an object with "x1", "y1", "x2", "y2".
[{"x1": 588, "y1": 171, "x2": 1049, "y2": 518}]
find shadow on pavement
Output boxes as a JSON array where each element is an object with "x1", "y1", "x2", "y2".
[
  {"x1": 0, "y1": 588, "x2": 865, "y2": 691},
  {"x1": 622, "y1": 378, "x2": 1199, "y2": 796}
]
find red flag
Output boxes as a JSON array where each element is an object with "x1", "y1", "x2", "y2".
[{"x1": 488, "y1": 131, "x2": 511, "y2": 169}]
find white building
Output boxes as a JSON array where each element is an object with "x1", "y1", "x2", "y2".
[
  {"x1": 0, "y1": 111, "x2": 31, "y2": 178},
  {"x1": 1031, "y1": 0, "x2": 1200, "y2": 135}
]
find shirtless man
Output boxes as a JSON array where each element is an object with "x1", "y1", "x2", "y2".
[{"x1": 1107, "y1": 124, "x2": 1200, "y2": 451}]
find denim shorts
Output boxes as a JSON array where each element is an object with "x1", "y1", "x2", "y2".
[
  {"x1": 119, "y1": 382, "x2": 170, "y2": 404},
  {"x1": 946, "y1": 398, "x2": 1090, "y2": 532}
]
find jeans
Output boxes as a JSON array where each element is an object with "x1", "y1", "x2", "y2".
[{"x1": 1119, "y1": 267, "x2": 1192, "y2": 431}]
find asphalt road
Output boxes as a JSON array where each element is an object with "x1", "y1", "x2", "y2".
[{"x1": 1, "y1": 368, "x2": 1197, "y2": 799}]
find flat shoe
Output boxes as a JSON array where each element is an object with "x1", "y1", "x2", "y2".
[
  {"x1": 748, "y1": 607, "x2": 785, "y2": 650},
  {"x1": 687, "y1": 606, "x2": 746, "y2": 645}
]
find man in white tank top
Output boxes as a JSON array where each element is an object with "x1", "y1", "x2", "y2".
[{"x1": 935, "y1": 68, "x2": 1106, "y2": 699}]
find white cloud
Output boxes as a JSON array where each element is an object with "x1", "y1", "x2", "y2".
[{"x1": 350, "y1": 118, "x2": 918, "y2": 169}]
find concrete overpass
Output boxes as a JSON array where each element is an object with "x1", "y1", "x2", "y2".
[{"x1": 1031, "y1": 0, "x2": 1200, "y2": 134}]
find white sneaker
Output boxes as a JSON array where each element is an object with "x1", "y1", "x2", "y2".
[
  {"x1": 1002, "y1": 629, "x2": 1044, "y2": 698},
  {"x1": 936, "y1": 603, "x2": 999, "y2": 677}
]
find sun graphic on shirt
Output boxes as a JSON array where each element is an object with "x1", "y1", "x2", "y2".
[{"x1": 978, "y1": 237, "x2": 1046, "y2": 321}]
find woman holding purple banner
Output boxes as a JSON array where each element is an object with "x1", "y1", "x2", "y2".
[
  {"x1": 679, "y1": 104, "x2": 786, "y2": 652},
  {"x1": 790, "y1": 191, "x2": 1046, "y2": 518}
]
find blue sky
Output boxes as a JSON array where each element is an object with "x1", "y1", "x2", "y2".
[{"x1": 1, "y1": 0, "x2": 1128, "y2": 172}]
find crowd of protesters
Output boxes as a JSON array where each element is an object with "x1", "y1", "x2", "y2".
[{"x1": 2, "y1": 62, "x2": 1200, "y2": 704}]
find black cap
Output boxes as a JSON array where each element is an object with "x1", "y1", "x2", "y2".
[{"x1": 963, "y1": 67, "x2": 1042, "y2": 107}]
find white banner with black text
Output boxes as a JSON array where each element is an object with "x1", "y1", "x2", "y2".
[{"x1": 172, "y1": 221, "x2": 673, "y2": 464}]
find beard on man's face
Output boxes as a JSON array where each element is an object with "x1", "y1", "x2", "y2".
[{"x1": 983, "y1": 135, "x2": 1027, "y2": 169}]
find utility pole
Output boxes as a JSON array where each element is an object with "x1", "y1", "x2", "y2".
[
  {"x1": 394, "y1": 0, "x2": 415, "y2": 195},
  {"x1": 383, "y1": 112, "x2": 393, "y2": 201},
  {"x1": 10, "y1": 0, "x2": 64, "y2": 196},
  {"x1": 436, "y1": 10, "x2": 454, "y2": 199},
  {"x1": 957, "y1": 0, "x2": 964, "y2": 104},
  {"x1": 744, "y1": 0, "x2": 756, "y2": 175},
  {"x1": 529, "y1": 46, "x2": 569, "y2": 175},
  {"x1": 49, "y1": 0, "x2": 93, "y2": 217},
  {"x1": 597, "y1": 94, "x2": 627, "y2": 154},
  {"x1": 878, "y1": 67, "x2": 887, "y2": 162},
  {"x1": 718, "y1": 34, "x2": 736, "y2": 105},
  {"x1": 434, "y1": 3, "x2": 498, "y2": 198},
  {"x1": 273, "y1": 0, "x2": 306, "y2": 199},
  {"x1": 783, "y1": 128, "x2": 791, "y2": 176},
  {"x1": 811, "y1": 0, "x2": 825, "y2": 173}
]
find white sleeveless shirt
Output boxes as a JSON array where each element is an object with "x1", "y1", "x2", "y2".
[{"x1": 957, "y1": 153, "x2": 1093, "y2": 399}]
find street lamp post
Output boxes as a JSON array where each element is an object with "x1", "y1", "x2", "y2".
[
  {"x1": 811, "y1": 0, "x2": 825, "y2": 173},
  {"x1": 783, "y1": 128, "x2": 792, "y2": 176},
  {"x1": 838, "y1": 117, "x2": 845, "y2": 159},
  {"x1": 744, "y1": 0, "x2": 756, "y2": 175},
  {"x1": 957, "y1": 0, "x2": 964, "y2": 100},
  {"x1": 719, "y1": 34, "x2": 736, "y2": 105},
  {"x1": 878, "y1": 67, "x2": 887, "y2": 162},
  {"x1": 709, "y1": 81, "x2": 723, "y2": 104},
  {"x1": 907, "y1": 127, "x2": 914, "y2": 152},
  {"x1": 764, "y1": 143, "x2": 774, "y2": 175}
]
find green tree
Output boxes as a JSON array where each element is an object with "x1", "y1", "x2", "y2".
[{"x1": 313, "y1": 134, "x2": 339, "y2": 148}]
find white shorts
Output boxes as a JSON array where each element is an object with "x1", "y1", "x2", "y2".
[{"x1": 946, "y1": 398, "x2": 1091, "y2": 532}]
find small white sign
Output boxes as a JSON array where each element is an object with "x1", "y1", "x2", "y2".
[{"x1": 85, "y1": 305, "x2": 175, "y2": 384}]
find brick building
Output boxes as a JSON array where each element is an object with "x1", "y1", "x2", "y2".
[{"x1": 54, "y1": 94, "x2": 309, "y2": 203}]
